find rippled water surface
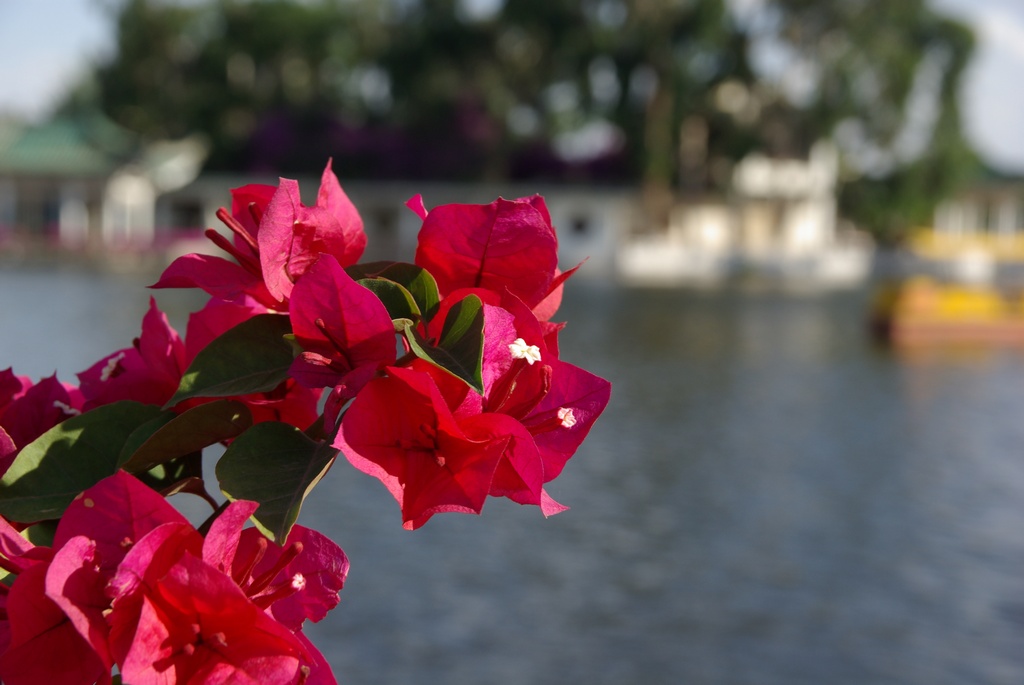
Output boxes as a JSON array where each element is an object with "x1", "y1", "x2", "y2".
[{"x1": 3, "y1": 263, "x2": 1024, "y2": 685}]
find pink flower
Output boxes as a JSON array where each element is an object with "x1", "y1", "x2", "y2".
[
  {"x1": 259, "y1": 160, "x2": 366, "y2": 303},
  {"x1": 200, "y1": 499, "x2": 349, "y2": 633},
  {"x1": 288, "y1": 254, "x2": 396, "y2": 391},
  {"x1": 77, "y1": 297, "x2": 186, "y2": 410},
  {"x1": 0, "y1": 555, "x2": 110, "y2": 685},
  {"x1": 0, "y1": 368, "x2": 31, "y2": 421},
  {"x1": 151, "y1": 184, "x2": 280, "y2": 309},
  {"x1": 0, "y1": 373, "x2": 83, "y2": 476},
  {"x1": 108, "y1": 501, "x2": 345, "y2": 684},
  {"x1": 0, "y1": 473, "x2": 347, "y2": 685},
  {"x1": 413, "y1": 195, "x2": 575, "y2": 320},
  {"x1": 113, "y1": 552, "x2": 310, "y2": 685},
  {"x1": 473, "y1": 303, "x2": 610, "y2": 511},
  {"x1": 391, "y1": 293, "x2": 610, "y2": 517},
  {"x1": 153, "y1": 160, "x2": 366, "y2": 309},
  {"x1": 78, "y1": 294, "x2": 320, "y2": 428},
  {"x1": 0, "y1": 515, "x2": 107, "y2": 685},
  {"x1": 334, "y1": 366, "x2": 506, "y2": 529}
]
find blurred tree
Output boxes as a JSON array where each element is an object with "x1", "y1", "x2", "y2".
[
  {"x1": 745, "y1": 0, "x2": 979, "y2": 239},
  {"x1": 69, "y1": 0, "x2": 977, "y2": 239},
  {"x1": 87, "y1": 0, "x2": 372, "y2": 172}
]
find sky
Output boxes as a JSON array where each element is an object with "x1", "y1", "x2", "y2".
[{"x1": 1, "y1": 0, "x2": 1024, "y2": 172}]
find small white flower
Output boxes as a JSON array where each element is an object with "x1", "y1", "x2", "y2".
[
  {"x1": 291, "y1": 572, "x2": 307, "y2": 591},
  {"x1": 557, "y1": 407, "x2": 577, "y2": 428},
  {"x1": 100, "y1": 351, "x2": 127, "y2": 382},
  {"x1": 52, "y1": 400, "x2": 81, "y2": 417},
  {"x1": 509, "y1": 338, "x2": 541, "y2": 365}
]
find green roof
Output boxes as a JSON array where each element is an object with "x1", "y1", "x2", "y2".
[{"x1": 0, "y1": 114, "x2": 139, "y2": 177}]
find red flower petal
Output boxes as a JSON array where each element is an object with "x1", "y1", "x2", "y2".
[
  {"x1": 230, "y1": 183, "x2": 277, "y2": 246},
  {"x1": 0, "y1": 374, "x2": 82, "y2": 449},
  {"x1": 202, "y1": 499, "x2": 260, "y2": 576},
  {"x1": 0, "y1": 561, "x2": 108, "y2": 685},
  {"x1": 53, "y1": 471, "x2": 190, "y2": 576},
  {"x1": 118, "y1": 553, "x2": 308, "y2": 685},
  {"x1": 259, "y1": 162, "x2": 366, "y2": 302},
  {"x1": 335, "y1": 368, "x2": 505, "y2": 529},
  {"x1": 44, "y1": 536, "x2": 113, "y2": 672},
  {"x1": 414, "y1": 197, "x2": 558, "y2": 308},
  {"x1": 461, "y1": 412, "x2": 544, "y2": 506},
  {"x1": 152, "y1": 253, "x2": 277, "y2": 308},
  {"x1": 524, "y1": 360, "x2": 612, "y2": 481},
  {"x1": 288, "y1": 254, "x2": 396, "y2": 390},
  {"x1": 236, "y1": 524, "x2": 349, "y2": 631}
]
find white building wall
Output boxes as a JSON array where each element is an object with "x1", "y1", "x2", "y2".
[
  {"x1": 103, "y1": 171, "x2": 156, "y2": 247},
  {"x1": 58, "y1": 183, "x2": 89, "y2": 247}
]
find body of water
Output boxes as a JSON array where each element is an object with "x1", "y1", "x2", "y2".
[{"x1": 2, "y1": 264, "x2": 1024, "y2": 684}]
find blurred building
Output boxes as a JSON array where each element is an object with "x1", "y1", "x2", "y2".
[
  {"x1": 618, "y1": 141, "x2": 874, "y2": 287},
  {"x1": 1, "y1": 112, "x2": 873, "y2": 287},
  {"x1": 0, "y1": 114, "x2": 206, "y2": 251},
  {"x1": 908, "y1": 175, "x2": 1024, "y2": 283}
]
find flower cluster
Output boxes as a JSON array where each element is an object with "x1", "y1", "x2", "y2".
[
  {"x1": 0, "y1": 160, "x2": 610, "y2": 682},
  {"x1": 0, "y1": 472, "x2": 346, "y2": 684}
]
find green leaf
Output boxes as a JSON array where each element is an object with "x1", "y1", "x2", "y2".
[
  {"x1": 134, "y1": 453, "x2": 207, "y2": 499},
  {"x1": 397, "y1": 294, "x2": 485, "y2": 393},
  {"x1": 216, "y1": 422, "x2": 337, "y2": 543},
  {"x1": 119, "y1": 400, "x2": 252, "y2": 473},
  {"x1": 0, "y1": 401, "x2": 164, "y2": 522},
  {"x1": 358, "y1": 277, "x2": 421, "y2": 321},
  {"x1": 438, "y1": 294, "x2": 484, "y2": 351},
  {"x1": 167, "y1": 314, "x2": 294, "y2": 407},
  {"x1": 22, "y1": 520, "x2": 57, "y2": 548},
  {"x1": 348, "y1": 261, "x2": 440, "y2": 321}
]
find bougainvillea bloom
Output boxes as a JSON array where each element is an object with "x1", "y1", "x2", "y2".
[
  {"x1": 335, "y1": 366, "x2": 507, "y2": 529},
  {"x1": 77, "y1": 297, "x2": 185, "y2": 410},
  {"x1": 414, "y1": 196, "x2": 560, "y2": 314},
  {"x1": 0, "y1": 372, "x2": 84, "y2": 474},
  {"x1": 152, "y1": 178, "x2": 280, "y2": 309},
  {"x1": 0, "y1": 167, "x2": 611, "y2": 685},
  {"x1": 45, "y1": 536, "x2": 115, "y2": 678},
  {"x1": 288, "y1": 254, "x2": 396, "y2": 391},
  {"x1": 259, "y1": 160, "x2": 366, "y2": 303},
  {"x1": 384, "y1": 294, "x2": 610, "y2": 517},
  {"x1": 0, "y1": 368, "x2": 30, "y2": 421},
  {"x1": 52, "y1": 471, "x2": 191, "y2": 573},
  {"x1": 89, "y1": 476, "x2": 344, "y2": 684},
  {"x1": 200, "y1": 499, "x2": 349, "y2": 633},
  {"x1": 153, "y1": 160, "x2": 366, "y2": 310},
  {"x1": 0, "y1": 558, "x2": 109, "y2": 685},
  {"x1": 232, "y1": 524, "x2": 350, "y2": 632},
  {"x1": 114, "y1": 551, "x2": 310, "y2": 685}
]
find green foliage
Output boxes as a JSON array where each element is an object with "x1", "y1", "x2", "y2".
[
  {"x1": 120, "y1": 399, "x2": 252, "y2": 473},
  {"x1": 167, "y1": 313, "x2": 295, "y2": 407},
  {"x1": 347, "y1": 261, "x2": 441, "y2": 322},
  {"x1": 72, "y1": 0, "x2": 980, "y2": 240},
  {"x1": 0, "y1": 402, "x2": 164, "y2": 522},
  {"x1": 216, "y1": 421, "x2": 338, "y2": 542},
  {"x1": 758, "y1": 0, "x2": 980, "y2": 237},
  {"x1": 397, "y1": 293, "x2": 485, "y2": 393}
]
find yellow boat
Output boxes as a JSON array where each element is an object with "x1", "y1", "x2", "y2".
[{"x1": 870, "y1": 277, "x2": 1024, "y2": 346}]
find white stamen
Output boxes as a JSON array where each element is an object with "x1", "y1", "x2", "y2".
[
  {"x1": 52, "y1": 400, "x2": 81, "y2": 416},
  {"x1": 291, "y1": 572, "x2": 307, "y2": 591},
  {"x1": 509, "y1": 338, "x2": 541, "y2": 365},
  {"x1": 557, "y1": 407, "x2": 577, "y2": 428},
  {"x1": 100, "y1": 352, "x2": 126, "y2": 382}
]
